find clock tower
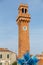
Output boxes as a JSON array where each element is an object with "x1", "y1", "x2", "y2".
[{"x1": 16, "y1": 4, "x2": 31, "y2": 58}]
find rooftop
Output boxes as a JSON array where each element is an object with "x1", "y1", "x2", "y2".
[{"x1": 0, "y1": 48, "x2": 16, "y2": 54}]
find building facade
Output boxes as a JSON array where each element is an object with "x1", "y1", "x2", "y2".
[
  {"x1": 0, "y1": 48, "x2": 16, "y2": 65},
  {"x1": 36, "y1": 53, "x2": 43, "y2": 65}
]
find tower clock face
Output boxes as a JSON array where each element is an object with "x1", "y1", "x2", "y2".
[{"x1": 23, "y1": 26, "x2": 27, "y2": 31}]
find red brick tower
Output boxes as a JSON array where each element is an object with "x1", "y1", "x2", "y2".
[{"x1": 16, "y1": 4, "x2": 31, "y2": 58}]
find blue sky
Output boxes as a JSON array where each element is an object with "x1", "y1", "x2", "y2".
[{"x1": 0, "y1": 0, "x2": 43, "y2": 55}]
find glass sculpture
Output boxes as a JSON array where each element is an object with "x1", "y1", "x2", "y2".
[{"x1": 17, "y1": 52, "x2": 39, "y2": 65}]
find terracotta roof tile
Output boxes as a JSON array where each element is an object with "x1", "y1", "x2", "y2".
[
  {"x1": 0, "y1": 48, "x2": 15, "y2": 53},
  {"x1": 0, "y1": 48, "x2": 11, "y2": 52}
]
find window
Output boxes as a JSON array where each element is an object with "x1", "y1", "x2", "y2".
[
  {"x1": 25, "y1": 9, "x2": 27, "y2": 13},
  {"x1": 22, "y1": 8, "x2": 27, "y2": 13},
  {"x1": 22, "y1": 8, "x2": 24, "y2": 13},
  {"x1": 0, "y1": 63, "x2": 2, "y2": 65},
  {"x1": 0, "y1": 54, "x2": 2, "y2": 58},
  {"x1": 7, "y1": 54, "x2": 9, "y2": 58}
]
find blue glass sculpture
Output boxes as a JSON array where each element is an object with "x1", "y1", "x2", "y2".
[{"x1": 17, "y1": 52, "x2": 39, "y2": 65}]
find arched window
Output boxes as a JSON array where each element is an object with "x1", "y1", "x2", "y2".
[
  {"x1": 22, "y1": 8, "x2": 24, "y2": 13},
  {"x1": 25, "y1": 9, "x2": 27, "y2": 13}
]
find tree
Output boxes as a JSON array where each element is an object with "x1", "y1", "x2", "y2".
[{"x1": 12, "y1": 61, "x2": 17, "y2": 65}]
